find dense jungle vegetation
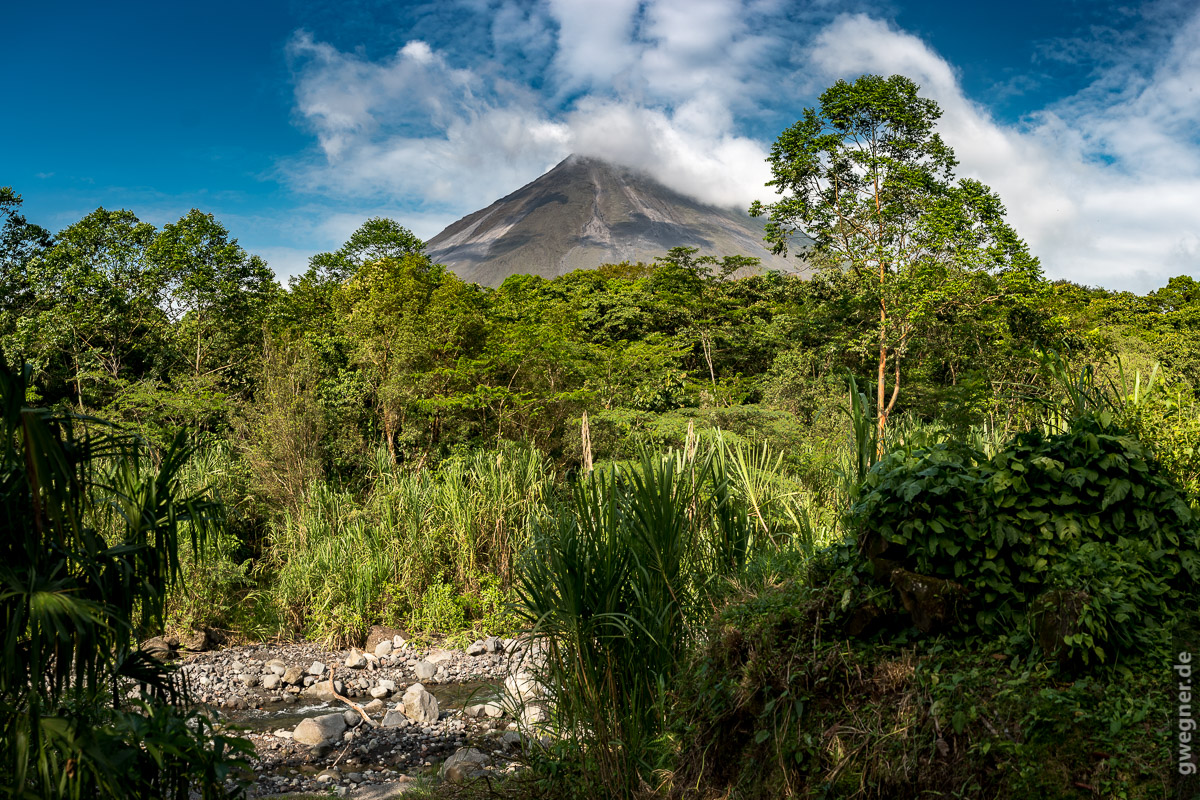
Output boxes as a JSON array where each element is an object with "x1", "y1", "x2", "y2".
[{"x1": 3, "y1": 74, "x2": 1199, "y2": 799}]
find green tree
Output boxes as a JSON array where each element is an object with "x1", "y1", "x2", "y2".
[
  {"x1": 19, "y1": 209, "x2": 166, "y2": 409},
  {"x1": 148, "y1": 210, "x2": 277, "y2": 392},
  {"x1": 751, "y1": 74, "x2": 1041, "y2": 445}
]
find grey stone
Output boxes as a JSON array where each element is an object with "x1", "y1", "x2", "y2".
[
  {"x1": 266, "y1": 659, "x2": 287, "y2": 676},
  {"x1": 425, "y1": 648, "x2": 454, "y2": 664},
  {"x1": 362, "y1": 699, "x2": 384, "y2": 714},
  {"x1": 281, "y1": 666, "x2": 305, "y2": 685},
  {"x1": 402, "y1": 683, "x2": 439, "y2": 724},
  {"x1": 344, "y1": 650, "x2": 367, "y2": 669},
  {"x1": 374, "y1": 640, "x2": 393, "y2": 658},
  {"x1": 414, "y1": 660, "x2": 436, "y2": 680},
  {"x1": 381, "y1": 710, "x2": 408, "y2": 728},
  {"x1": 521, "y1": 701, "x2": 550, "y2": 726},
  {"x1": 369, "y1": 686, "x2": 390, "y2": 699},
  {"x1": 466, "y1": 640, "x2": 487, "y2": 656},
  {"x1": 261, "y1": 674, "x2": 280, "y2": 690},
  {"x1": 300, "y1": 681, "x2": 340, "y2": 702},
  {"x1": 441, "y1": 747, "x2": 490, "y2": 783},
  {"x1": 343, "y1": 710, "x2": 361, "y2": 728},
  {"x1": 308, "y1": 661, "x2": 326, "y2": 676},
  {"x1": 484, "y1": 636, "x2": 503, "y2": 654},
  {"x1": 292, "y1": 713, "x2": 347, "y2": 747},
  {"x1": 465, "y1": 702, "x2": 502, "y2": 719},
  {"x1": 140, "y1": 637, "x2": 172, "y2": 662},
  {"x1": 240, "y1": 673, "x2": 259, "y2": 688},
  {"x1": 504, "y1": 671, "x2": 542, "y2": 702},
  {"x1": 392, "y1": 634, "x2": 407, "y2": 649}
]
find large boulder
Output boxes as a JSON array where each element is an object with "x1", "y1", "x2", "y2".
[
  {"x1": 293, "y1": 713, "x2": 347, "y2": 747},
  {"x1": 402, "y1": 683, "x2": 439, "y2": 724},
  {"x1": 140, "y1": 637, "x2": 173, "y2": 662},
  {"x1": 300, "y1": 681, "x2": 341, "y2": 702},
  {"x1": 504, "y1": 671, "x2": 544, "y2": 703},
  {"x1": 441, "y1": 747, "x2": 490, "y2": 783},
  {"x1": 365, "y1": 625, "x2": 408, "y2": 654}
]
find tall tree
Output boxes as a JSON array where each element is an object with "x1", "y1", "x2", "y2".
[
  {"x1": 22, "y1": 209, "x2": 165, "y2": 408},
  {"x1": 148, "y1": 210, "x2": 277, "y2": 392},
  {"x1": 751, "y1": 74, "x2": 1040, "y2": 445}
]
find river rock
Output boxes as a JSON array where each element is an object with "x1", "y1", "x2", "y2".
[
  {"x1": 364, "y1": 625, "x2": 407, "y2": 654},
  {"x1": 301, "y1": 681, "x2": 341, "y2": 702},
  {"x1": 466, "y1": 640, "x2": 487, "y2": 656},
  {"x1": 441, "y1": 747, "x2": 490, "y2": 783},
  {"x1": 308, "y1": 661, "x2": 326, "y2": 676},
  {"x1": 402, "y1": 683, "x2": 439, "y2": 724},
  {"x1": 392, "y1": 634, "x2": 407, "y2": 649},
  {"x1": 425, "y1": 648, "x2": 454, "y2": 664},
  {"x1": 465, "y1": 702, "x2": 504, "y2": 719},
  {"x1": 381, "y1": 710, "x2": 408, "y2": 728},
  {"x1": 344, "y1": 650, "x2": 366, "y2": 669},
  {"x1": 293, "y1": 713, "x2": 347, "y2": 747},
  {"x1": 504, "y1": 671, "x2": 542, "y2": 702},
  {"x1": 414, "y1": 660, "x2": 436, "y2": 680},
  {"x1": 266, "y1": 659, "x2": 287, "y2": 676},
  {"x1": 374, "y1": 640, "x2": 393, "y2": 658},
  {"x1": 140, "y1": 637, "x2": 172, "y2": 661},
  {"x1": 521, "y1": 700, "x2": 550, "y2": 726},
  {"x1": 282, "y1": 666, "x2": 305, "y2": 685},
  {"x1": 484, "y1": 636, "x2": 502, "y2": 654},
  {"x1": 262, "y1": 674, "x2": 280, "y2": 690}
]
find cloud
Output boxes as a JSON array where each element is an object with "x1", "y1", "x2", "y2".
[
  {"x1": 282, "y1": 0, "x2": 805, "y2": 215},
  {"x1": 282, "y1": 0, "x2": 1200, "y2": 291}
]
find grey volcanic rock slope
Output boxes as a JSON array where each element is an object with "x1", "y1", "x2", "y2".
[{"x1": 425, "y1": 155, "x2": 805, "y2": 287}]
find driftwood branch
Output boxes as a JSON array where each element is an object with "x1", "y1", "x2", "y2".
[{"x1": 328, "y1": 668, "x2": 378, "y2": 728}]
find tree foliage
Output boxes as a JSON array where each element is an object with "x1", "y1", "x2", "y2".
[{"x1": 751, "y1": 74, "x2": 1041, "y2": 446}]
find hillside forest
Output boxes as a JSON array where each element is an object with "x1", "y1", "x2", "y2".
[{"x1": 3, "y1": 74, "x2": 1200, "y2": 799}]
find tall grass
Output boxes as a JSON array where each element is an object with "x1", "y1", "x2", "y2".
[
  {"x1": 514, "y1": 438, "x2": 829, "y2": 797},
  {"x1": 266, "y1": 441, "x2": 554, "y2": 645}
]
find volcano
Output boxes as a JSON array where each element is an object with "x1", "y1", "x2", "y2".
[{"x1": 424, "y1": 155, "x2": 805, "y2": 287}]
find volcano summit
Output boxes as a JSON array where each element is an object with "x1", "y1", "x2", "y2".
[{"x1": 425, "y1": 155, "x2": 804, "y2": 287}]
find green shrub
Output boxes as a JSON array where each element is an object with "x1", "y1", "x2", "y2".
[
  {"x1": 408, "y1": 576, "x2": 467, "y2": 633},
  {"x1": 853, "y1": 413, "x2": 1199, "y2": 664}
]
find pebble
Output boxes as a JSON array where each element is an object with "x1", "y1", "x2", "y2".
[{"x1": 174, "y1": 636, "x2": 531, "y2": 797}]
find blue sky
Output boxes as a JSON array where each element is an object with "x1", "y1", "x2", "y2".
[{"x1": 4, "y1": 0, "x2": 1198, "y2": 291}]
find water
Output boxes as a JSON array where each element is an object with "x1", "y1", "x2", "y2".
[{"x1": 212, "y1": 680, "x2": 502, "y2": 731}]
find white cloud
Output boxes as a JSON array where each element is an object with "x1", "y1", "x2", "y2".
[{"x1": 283, "y1": 0, "x2": 797, "y2": 216}]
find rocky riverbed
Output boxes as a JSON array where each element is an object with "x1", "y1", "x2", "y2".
[{"x1": 170, "y1": 628, "x2": 545, "y2": 797}]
